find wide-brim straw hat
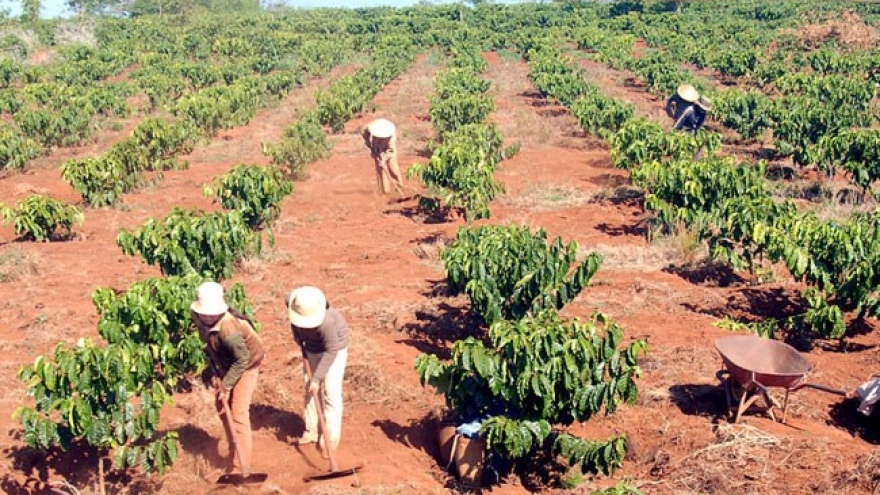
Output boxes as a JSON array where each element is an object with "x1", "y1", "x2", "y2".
[
  {"x1": 696, "y1": 96, "x2": 712, "y2": 111},
  {"x1": 287, "y1": 286, "x2": 327, "y2": 329},
  {"x1": 368, "y1": 118, "x2": 395, "y2": 138},
  {"x1": 191, "y1": 281, "x2": 229, "y2": 316},
  {"x1": 677, "y1": 84, "x2": 699, "y2": 103}
]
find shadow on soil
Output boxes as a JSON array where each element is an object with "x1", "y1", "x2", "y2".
[
  {"x1": 829, "y1": 397, "x2": 880, "y2": 445},
  {"x1": 250, "y1": 403, "x2": 305, "y2": 444},
  {"x1": 400, "y1": 292, "x2": 485, "y2": 359},
  {"x1": 669, "y1": 384, "x2": 729, "y2": 422},
  {"x1": 596, "y1": 220, "x2": 647, "y2": 237},
  {"x1": 1, "y1": 439, "x2": 159, "y2": 495},
  {"x1": 664, "y1": 259, "x2": 746, "y2": 288},
  {"x1": 681, "y1": 287, "x2": 804, "y2": 322}
]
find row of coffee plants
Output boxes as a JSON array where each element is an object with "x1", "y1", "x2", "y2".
[
  {"x1": 632, "y1": 153, "x2": 880, "y2": 349},
  {"x1": 264, "y1": 37, "x2": 416, "y2": 178},
  {"x1": 522, "y1": 37, "x2": 718, "y2": 168},
  {"x1": 15, "y1": 164, "x2": 292, "y2": 484},
  {"x1": 316, "y1": 35, "x2": 417, "y2": 133},
  {"x1": 408, "y1": 43, "x2": 517, "y2": 220},
  {"x1": 418, "y1": 224, "x2": 647, "y2": 485},
  {"x1": 0, "y1": 194, "x2": 84, "y2": 242}
]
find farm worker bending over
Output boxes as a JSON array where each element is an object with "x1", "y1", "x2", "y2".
[
  {"x1": 362, "y1": 117, "x2": 405, "y2": 196},
  {"x1": 286, "y1": 286, "x2": 351, "y2": 453},
  {"x1": 666, "y1": 84, "x2": 710, "y2": 134},
  {"x1": 191, "y1": 281, "x2": 265, "y2": 476}
]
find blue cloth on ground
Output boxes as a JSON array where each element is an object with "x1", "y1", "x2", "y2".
[{"x1": 456, "y1": 420, "x2": 483, "y2": 438}]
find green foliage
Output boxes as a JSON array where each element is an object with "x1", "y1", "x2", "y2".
[
  {"x1": 589, "y1": 481, "x2": 644, "y2": 495},
  {"x1": 117, "y1": 208, "x2": 256, "y2": 280},
  {"x1": 631, "y1": 156, "x2": 769, "y2": 237},
  {"x1": 262, "y1": 118, "x2": 333, "y2": 179},
  {"x1": 0, "y1": 123, "x2": 41, "y2": 171},
  {"x1": 708, "y1": 89, "x2": 774, "y2": 141},
  {"x1": 771, "y1": 96, "x2": 872, "y2": 166},
  {"x1": 570, "y1": 90, "x2": 634, "y2": 138},
  {"x1": 416, "y1": 310, "x2": 646, "y2": 475},
  {"x1": 16, "y1": 340, "x2": 178, "y2": 473},
  {"x1": 408, "y1": 123, "x2": 514, "y2": 221},
  {"x1": 204, "y1": 164, "x2": 293, "y2": 230},
  {"x1": 0, "y1": 195, "x2": 83, "y2": 242},
  {"x1": 92, "y1": 274, "x2": 256, "y2": 387},
  {"x1": 442, "y1": 225, "x2": 603, "y2": 324},
  {"x1": 609, "y1": 118, "x2": 721, "y2": 169},
  {"x1": 814, "y1": 129, "x2": 880, "y2": 192}
]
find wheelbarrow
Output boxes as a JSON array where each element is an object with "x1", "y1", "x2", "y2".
[{"x1": 715, "y1": 335, "x2": 850, "y2": 424}]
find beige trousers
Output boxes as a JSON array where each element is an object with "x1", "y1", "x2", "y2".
[
  {"x1": 303, "y1": 348, "x2": 348, "y2": 451},
  {"x1": 216, "y1": 366, "x2": 260, "y2": 472},
  {"x1": 370, "y1": 136, "x2": 404, "y2": 195}
]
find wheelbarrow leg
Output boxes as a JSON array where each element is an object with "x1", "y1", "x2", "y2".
[
  {"x1": 781, "y1": 390, "x2": 790, "y2": 424},
  {"x1": 735, "y1": 386, "x2": 758, "y2": 424}
]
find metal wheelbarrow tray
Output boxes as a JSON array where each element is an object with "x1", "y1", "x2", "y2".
[{"x1": 715, "y1": 335, "x2": 848, "y2": 424}]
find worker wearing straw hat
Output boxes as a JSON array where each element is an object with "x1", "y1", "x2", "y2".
[
  {"x1": 362, "y1": 118, "x2": 405, "y2": 196},
  {"x1": 286, "y1": 286, "x2": 351, "y2": 453},
  {"x1": 666, "y1": 84, "x2": 711, "y2": 134},
  {"x1": 191, "y1": 281, "x2": 265, "y2": 476}
]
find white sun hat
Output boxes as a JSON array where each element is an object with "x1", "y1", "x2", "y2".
[
  {"x1": 368, "y1": 118, "x2": 396, "y2": 139},
  {"x1": 287, "y1": 286, "x2": 327, "y2": 329},
  {"x1": 191, "y1": 281, "x2": 229, "y2": 316},
  {"x1": 677, "y1": 84, "x2": 699, "y2": 103}
]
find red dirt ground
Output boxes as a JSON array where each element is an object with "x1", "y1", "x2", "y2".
[{"x1": 0, "y1": 51, "x2": 879, "y2": 495}]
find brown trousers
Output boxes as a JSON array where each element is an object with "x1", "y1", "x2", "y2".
[
  {"x1": 216, "y1": 366, "x2": 260, "y2": 472},
  {"x1": 369, "y1": 136, "x2": 405, "y2": 195}
]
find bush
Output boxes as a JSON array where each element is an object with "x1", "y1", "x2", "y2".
[{"x1": 1, "y1": 195, "x2": 83, "y2": 241}]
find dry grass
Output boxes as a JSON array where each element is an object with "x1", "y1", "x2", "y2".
[
  {"x1": 0, "y1": 247, "x2": 40, "y2": 282},
  {"x1": 343, "y1": 335, "x2": 420, "y2": 406},
  {"x1": 636, "y1": 345, "x2": 722, "y2": 408},
  {"x1": 832, "y1": 450, "x2": 880, "y2": 494},
  {"x1": 413, "y1": 233, "x2": 450, "y2": 262},
  {"x1": 792, "y1": 10, "x2": 879, "y2": 51},
  {"x1": 650, "y1": 423, "x2": 840, "y2": 494},
  {"x1": 501, "y1": 183, "x2": 593, "y2": 211}
]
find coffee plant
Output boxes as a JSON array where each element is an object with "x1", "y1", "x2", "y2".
[
  {"x1": 0, "y1": 194, "x2": 84, "y2": 242},
  {"x1": 117, "y1": 208, "x2": 256, "y2": 280},
  {"x1": 442, "y1": 225, "x2": 603, "y2": 325},
  {"x1": 204, "y1": 164, "x2": 293, "y2": 230},
  {"x1": 416, "y1": 310, "x2": 647, "y2": 480}
]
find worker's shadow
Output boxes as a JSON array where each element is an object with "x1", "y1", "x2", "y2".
[
  {"x1": 829, "y1": 398, "x2": 880, "y2": 445},
  {"x1": 175, "y1": 424, "x2": 226, "y2": 470},
  {"x1": 250, "y1": 403, "x2": 306, "y2": 444},
  {"x1": 371, "y1": 417, "x2": 438, "y2": 459}
]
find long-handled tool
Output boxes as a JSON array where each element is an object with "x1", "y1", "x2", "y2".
[
  {"x1": 301, "y1": 357, "x2": 363, "y2": 482},
  {"x1": 213, "y1": 384, "x2": 268, "y2": 484}
]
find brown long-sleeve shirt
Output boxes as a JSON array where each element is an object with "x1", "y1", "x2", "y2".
[
  {"x1": 291, "y1": 307, "x2": 351, "y2": 381},
  {"x1": 199, "y1": 311, "x2": 265, "y2": 389}
]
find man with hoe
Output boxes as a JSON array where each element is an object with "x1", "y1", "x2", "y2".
[
  {"x1": 191, "y1": 281, "x2": 265, "y2": 478},
  {"x1": 362, "y1": 117, "x2": 406, "y2": 196},
  {"x1": 286, "y1": 286, "x2": 351, "y2": 458}
]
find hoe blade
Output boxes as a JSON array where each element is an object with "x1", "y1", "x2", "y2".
[
  {"x1": 216, "y1": 472, "x2": 268, "y2": 485},
  {"x1": 303, "y1": 464, "x2": 364, "y2": 482}
]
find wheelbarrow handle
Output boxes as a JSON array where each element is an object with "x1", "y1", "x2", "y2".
[{"x1": 790, "y1": 382, "x2": 849, "y2": 397}]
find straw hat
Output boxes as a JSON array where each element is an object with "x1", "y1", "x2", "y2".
[
  {"x1": 367, "y1": 118, "x2": 395, "y2": 139},
  {"x1": 191, "y1": 281, "x2": 229, "y2": 316},
  {"x1": 287, "y1": 286, "x2": 327, "y2": 329},
  {"x1": 696, "y1": 96, "x2": 712, "y2": 111},
  {"x1": 677, "y1": 84, "x2": 699, "y2": 103}
]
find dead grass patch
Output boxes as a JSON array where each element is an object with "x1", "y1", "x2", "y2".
[
  {"x1": 637, "y1": 345, "x2": 721, "y2": 408},
  {"x1": 833, "y1": 450, "x2": 880, "y2": 494},
  {"x1": 344, "y1": 336, "x2": 420, "y2": 406},
  {"x1": 413, "y1": 233, "x2": 449, "y2": 261},
  {"x1": 0, "y1": 247, "x2": 40, "y2": 282},
  {"x1": 501, "y1": 183, "x2": 592, "y2": 211},
  {"x1": 792, "y1": 10, "x2": 879, "y2": 51},
  {"x1": 652, "y1": 423, "x2": 838, "y2": 494},
  {"x1": 584, "y1": 242, "x2": 689, "y2": 273}
]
